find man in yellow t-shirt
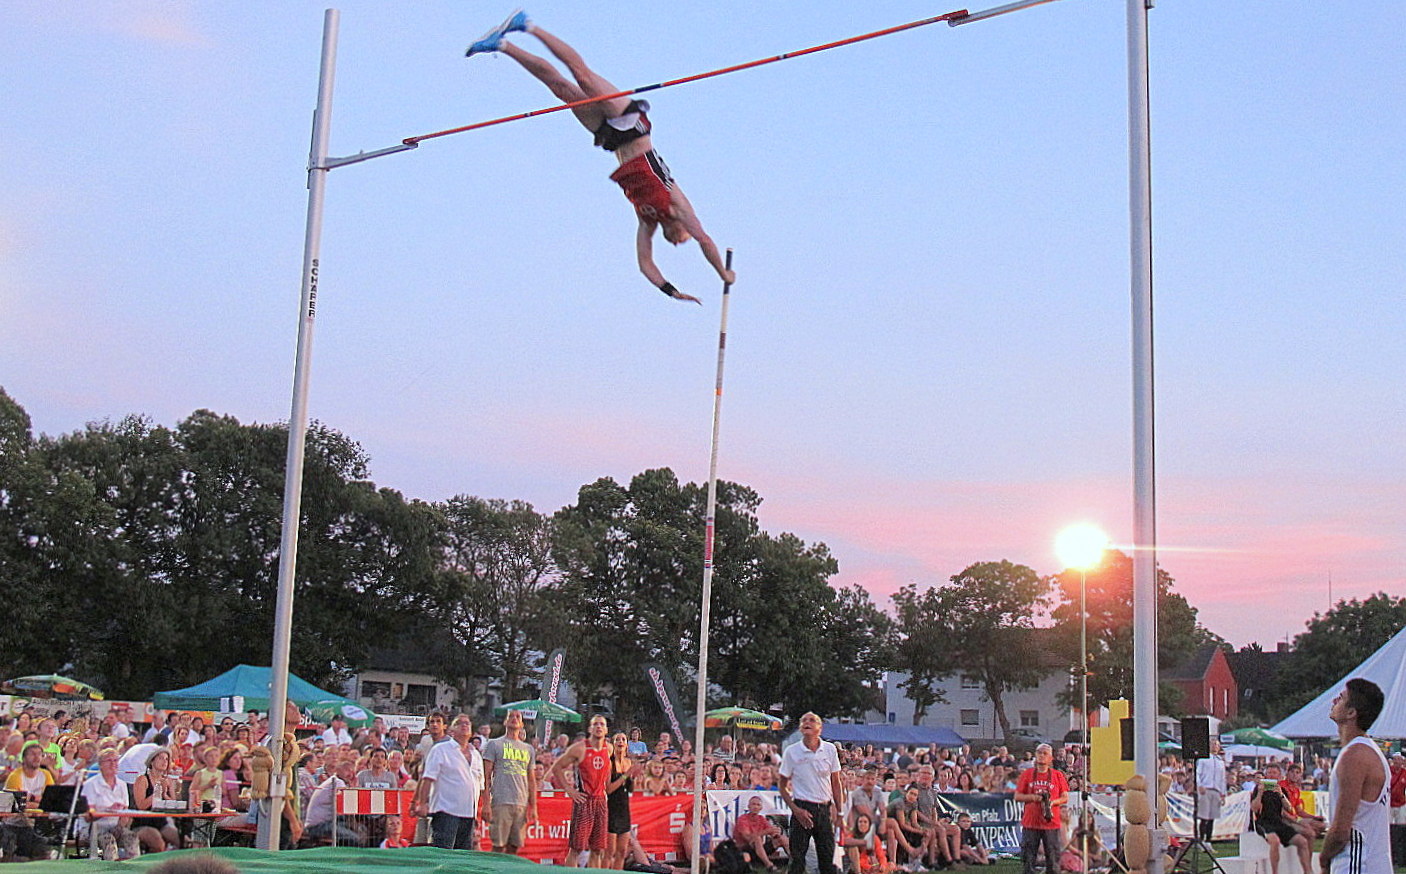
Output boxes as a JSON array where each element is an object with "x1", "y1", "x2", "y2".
[{"x1": 2, "y1": 742, "x2": 55, "y2": 860}]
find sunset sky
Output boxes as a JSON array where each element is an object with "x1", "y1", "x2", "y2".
[{"x1": 4, "y1": 1, "x2": 1402, "y2": 648}]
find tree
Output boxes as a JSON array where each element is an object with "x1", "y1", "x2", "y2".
[
  {"x1": 434, "y1": 496, "x2": 555, "y2": 701},
  {"x1": 541, "y1": 468, "x2": 888, "y2": 725},
  {"x1": 1048, "y1": 550, "x2": 1221, "y2": 716},
  {"x1": 1273, "y1": 593, "x2": 1406, "y2": 714},
  {"x1": 0, "y1": 395, "x2": 443, "y2": 697},
  {"x1": 893, "y1": 561, "x2": 1050, "y2": 740}
]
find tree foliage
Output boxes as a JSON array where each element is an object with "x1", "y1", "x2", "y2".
[
  {"x1": 0, "y1": 394, "x2": 441, "y2": 697},
  {"x1": 893, "y1": 560, "x2": 1050, "y2": 739},
  {"x1": 1048, "y1": 550, "x2": 1222, "y2": 715},
  {"x1": 1273, "y1": 592, "x2": 1406, "y2": 714},
  {"x1": 541, "y1": 469, "x2": 890, "y2": 725}
]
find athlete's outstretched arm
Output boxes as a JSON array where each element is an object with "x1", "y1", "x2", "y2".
[
  {"x1": 636, "y1": 220, "x2": 700, "y2": 303},
  {"x1": 691, "y1": 224, "x2": 734, "y2": 285}
]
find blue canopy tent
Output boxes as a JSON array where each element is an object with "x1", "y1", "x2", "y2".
[
  {"x1": 153, "y1": 664, "x2": 358, "y2": 713},
  {"x1": 783, "y1": 723, "x2": 965, "y2": 749}
]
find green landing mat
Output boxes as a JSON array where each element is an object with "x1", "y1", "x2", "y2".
[{"x1": 14, "y1": 847, "x2": 559, "y2": 873}]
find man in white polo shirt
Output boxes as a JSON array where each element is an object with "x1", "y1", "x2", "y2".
[
  {"x1": 415, "y1": 713, "x2": 484, "y2": 850},
  {"x1": 778, "y1": 712, "x2": 843, "y2": 874}
]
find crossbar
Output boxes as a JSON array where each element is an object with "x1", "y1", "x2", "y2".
[{"x1": 404, "y1": 9, "x2": 970, "y2": 145}]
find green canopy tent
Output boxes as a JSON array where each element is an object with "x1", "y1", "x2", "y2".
[
  {"x1": 1221, "y1": 727, "x2": 1293, "y2": 752},
  {"x1": 153, "y1": 664, "x2": 360, "y2": 715}
]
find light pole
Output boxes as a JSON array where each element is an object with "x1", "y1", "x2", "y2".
[{"x1": 1055, "y1": 522, "x2": 1108, "y2": 874}]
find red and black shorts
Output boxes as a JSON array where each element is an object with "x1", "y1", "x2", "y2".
[
  {"x1": 609, "y1": 150, "x2": 676, "y2": 222},
  {"x1": 569, "y1": 796, "x2": 609, "y2": 851}
]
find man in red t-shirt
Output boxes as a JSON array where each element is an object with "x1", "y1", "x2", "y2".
[
  {"x1": 1389, "y1": 753, "x2": 1406, "y2": 867},
  {"x1": 1277, "y1": 763, "x2": 1325, "y2": 838},
  {"x1": 465, "y1": 10, "x2": 735, "y2": 304},
  {"x1": 547, "y1": 714, "x2": 613, "y2": 867},
  {"x1": 1013, "y1": 744, "x2": 1068, "y2": 874}
]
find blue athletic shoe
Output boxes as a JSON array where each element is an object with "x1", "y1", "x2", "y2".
[
  {"x1": 465, "y1": 32, "x2": 503, "y2": 56},
  {"x1": 465, "y1": 10, "x2": 530, "y2": 57}
]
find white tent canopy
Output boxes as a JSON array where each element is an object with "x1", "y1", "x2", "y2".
[{"x1": 1273, "y1": 624, "x2": 1406, "y2": 739}]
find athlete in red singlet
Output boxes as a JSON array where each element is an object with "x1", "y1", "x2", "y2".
[
  {"x1": 466, "y1": 10, "x2": 735, "y2": 304},
  {"x1": 546, "y1": 714, "x2": 614, "y2": 867}
]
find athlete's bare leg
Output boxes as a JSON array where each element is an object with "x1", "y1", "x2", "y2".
[
  {"x1": 498, "y1": 42, "x2": 603, "y2": 131},
  {"x1": 524, "y1": 26, "x2": 633, "y2": 117}
]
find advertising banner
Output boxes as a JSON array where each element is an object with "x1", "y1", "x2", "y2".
[{"x1": 641, "y1": 663, "x2": 688, "y2": 746}]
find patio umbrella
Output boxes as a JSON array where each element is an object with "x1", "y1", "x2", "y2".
[
  {"x1": 1, "y1": 674, "x2": 104, "y2": 701},
  {"x1": 494, "y1": 699, "x2": 583, "y2": 723},
  {"x1": 703, "y1": 707, "x2": 783, "y2": 731},
  {"x1": 305, "y1": 700, "x2": 374, "y2": 728},
  {"x1": 1223, "y1": 727, "x2": 1293, "y2": 752}
]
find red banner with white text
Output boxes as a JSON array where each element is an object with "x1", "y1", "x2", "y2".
[{"x1": 503, "y1": 793, "x2": 693, "y2": 864}]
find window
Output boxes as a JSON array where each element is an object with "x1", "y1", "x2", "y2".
[
  {"x1": 361, "y1": 680, "x2": 391, "y2": 699},
  {"x1": 960, "y1": 709, "x2": 980, "y2": 726},
  {"x1": 960, "y1": 675, "x2": 981, "y2": 690},
  {"x1": 1020, "y1": 710, "x2": 1040, "y2": 727}
]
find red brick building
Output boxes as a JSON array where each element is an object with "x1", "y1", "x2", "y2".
[{"x1": 1164, "y1": 644, "x2": 1238, "y2": 720}]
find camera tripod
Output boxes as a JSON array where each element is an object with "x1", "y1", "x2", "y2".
[{"x1": 1170, "y1": 769, "x2": 1225, "y2": 874}]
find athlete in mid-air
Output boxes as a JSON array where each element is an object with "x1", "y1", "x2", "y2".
[{"x1": 467, "y1": 10, "x2": 735, "y2": 304}]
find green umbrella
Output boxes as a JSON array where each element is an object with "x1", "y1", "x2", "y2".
[
  {"x1": 1223, "y1": 727, "x2": 1293, "y2": 752},
  {"x1": 704, "y1": 707, "x2": 783, "y2": 731},
  {"x1": 1, "y1": 674, "x2": 104, "y2": 701},
  {"x1": 494, "y1": 699, "x2": 583, "y2": 723},
  {"x1": 305, "y1": 700, "x2": 374, "y2": 728}
]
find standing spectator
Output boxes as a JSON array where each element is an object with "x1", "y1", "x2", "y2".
[
  {"x1": 1013, "y1": 743, "x2": 1067, "y2": 874},
  {"x1": 415, "y1": 714, "x2": 483, "y2": 850},
  {"x1": 321, "y1": 715, "x2": 353, "y2": 747},
  {"x1": 627, "y1": 728, "x2": 648, "y2": 756},
  {"x1": 1389, "y1": 752, "x2": 1406, "y2": 868},
  {"x1": 417, "y1": 713, "x2": 448, "y2": 759},
  {"x1": 82, "y1": 748, "x2": 141, "y2": 860},
  {"x1": 605, "y1": 731, "x2": 636, "y2": 869},
  {"x1": 778, "y1": 712, "x2": 843, "y2": 874},
  {"x1": 547, "y1": 714, "x2": 613, "y2": 868},
  {"x1": 1194, "y1": 737, "x2": 1227, "y2": 843},
  {"x1": 482, "y1": 709, "x2": 538, "y2": 855}
]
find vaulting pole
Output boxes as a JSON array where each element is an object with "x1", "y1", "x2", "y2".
[
  {"x1": 262, "y1": 6, "x2": 339, "y2": 851},
  {"x1": 691, "y1": 250, "x2": 735, "y2": 874}
]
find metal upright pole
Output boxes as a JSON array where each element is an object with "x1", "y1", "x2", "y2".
[
  {"x1": 1080, "y1": 568, "x2": 1090, "y2": 873},
  {"x1": 1127, "y1": 0, "x2": 1160, "y2": 871},
  {"x1": 692, "y1": 250, "x2": 735, "y2": 874},
  {"x1": 260, "y1": 6, "x2": 340, "y2": 852}
]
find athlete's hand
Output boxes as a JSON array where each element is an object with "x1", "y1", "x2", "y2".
[
  {"x1": 567, "y1": 789, "x2": 585, "y2": 804},
  {"x1": 673, "y1": 290, "x2": 702, "y2": 305},
  {"x1": 720, "y1": 269, "x2": 736, "y2": 285}
]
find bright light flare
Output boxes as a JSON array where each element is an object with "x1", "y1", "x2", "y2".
[{"x1": 1055, "y1": 523, "x2": 1109, "y2": 571}]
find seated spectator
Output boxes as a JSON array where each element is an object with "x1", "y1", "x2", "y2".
[
  {"x1": 357, "y1": 748, "x2": 397, "y2": 789},
  {"x1": 954, "y1": 770, "x2": 976, "y2": 793},
  {"x1": 219, "y1": 749, "x2": 250, "y2": 813},
  {"x1": 2, "y1": 742, "x2": 55, "y2": 861},
  {"x1": 882, "y1": 786, "x2": 928, "y2": 866},
  {"x1": 380, "y1": 812, "x2": 410, "y2": 848},
  {"x1": 708, "y1": 762, "x2": 731, "y2": 788},
  {"x1": 132, "y1": 748, "x2": 183, "y2": 852},
  {"x1": 848, "y1": 768, "x2": 887, "y2": 832},
  {"x1": 82, "y1": 748, "x2": 142, "y2": 860},
  {"x1": 732, "y1": 794, "x2": 784, "y2": 870},
  {"x1": 1251, "y1": 776, "x2": 1311, "y2": 874},
  {"x1": 954, "y1": 813, "x2": 990, "y2": 865},
  {"x1": 188, "y1": 746, "x2": 224, "y2": 813},
  {"x1": 640, "y1": 759, "x2": 673, "y2": 795},
  {"x1": 303, "y1": 761, "x2": 364, "y2": 846},
  {"x1": 714, "y1": 735, "x2": 737, "y2": 762},
  {"x1": 841, "y1": 813, "x2": 890, "y2": 874},
  {"x1": 1279, "y1": 763, "x2": 1326, "y2": 838},
  {"x1": 750, "y1": 766, "x2": 778, "y2": 791}
]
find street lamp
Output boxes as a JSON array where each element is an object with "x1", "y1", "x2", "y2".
[{"x1": 1055, "y1": 523, "x2": 1108, "y2": 874}]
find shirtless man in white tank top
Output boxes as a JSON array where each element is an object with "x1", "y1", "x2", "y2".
[{"x1": 1322, "y1": 678, "x2": 1391, "y2": 874}]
